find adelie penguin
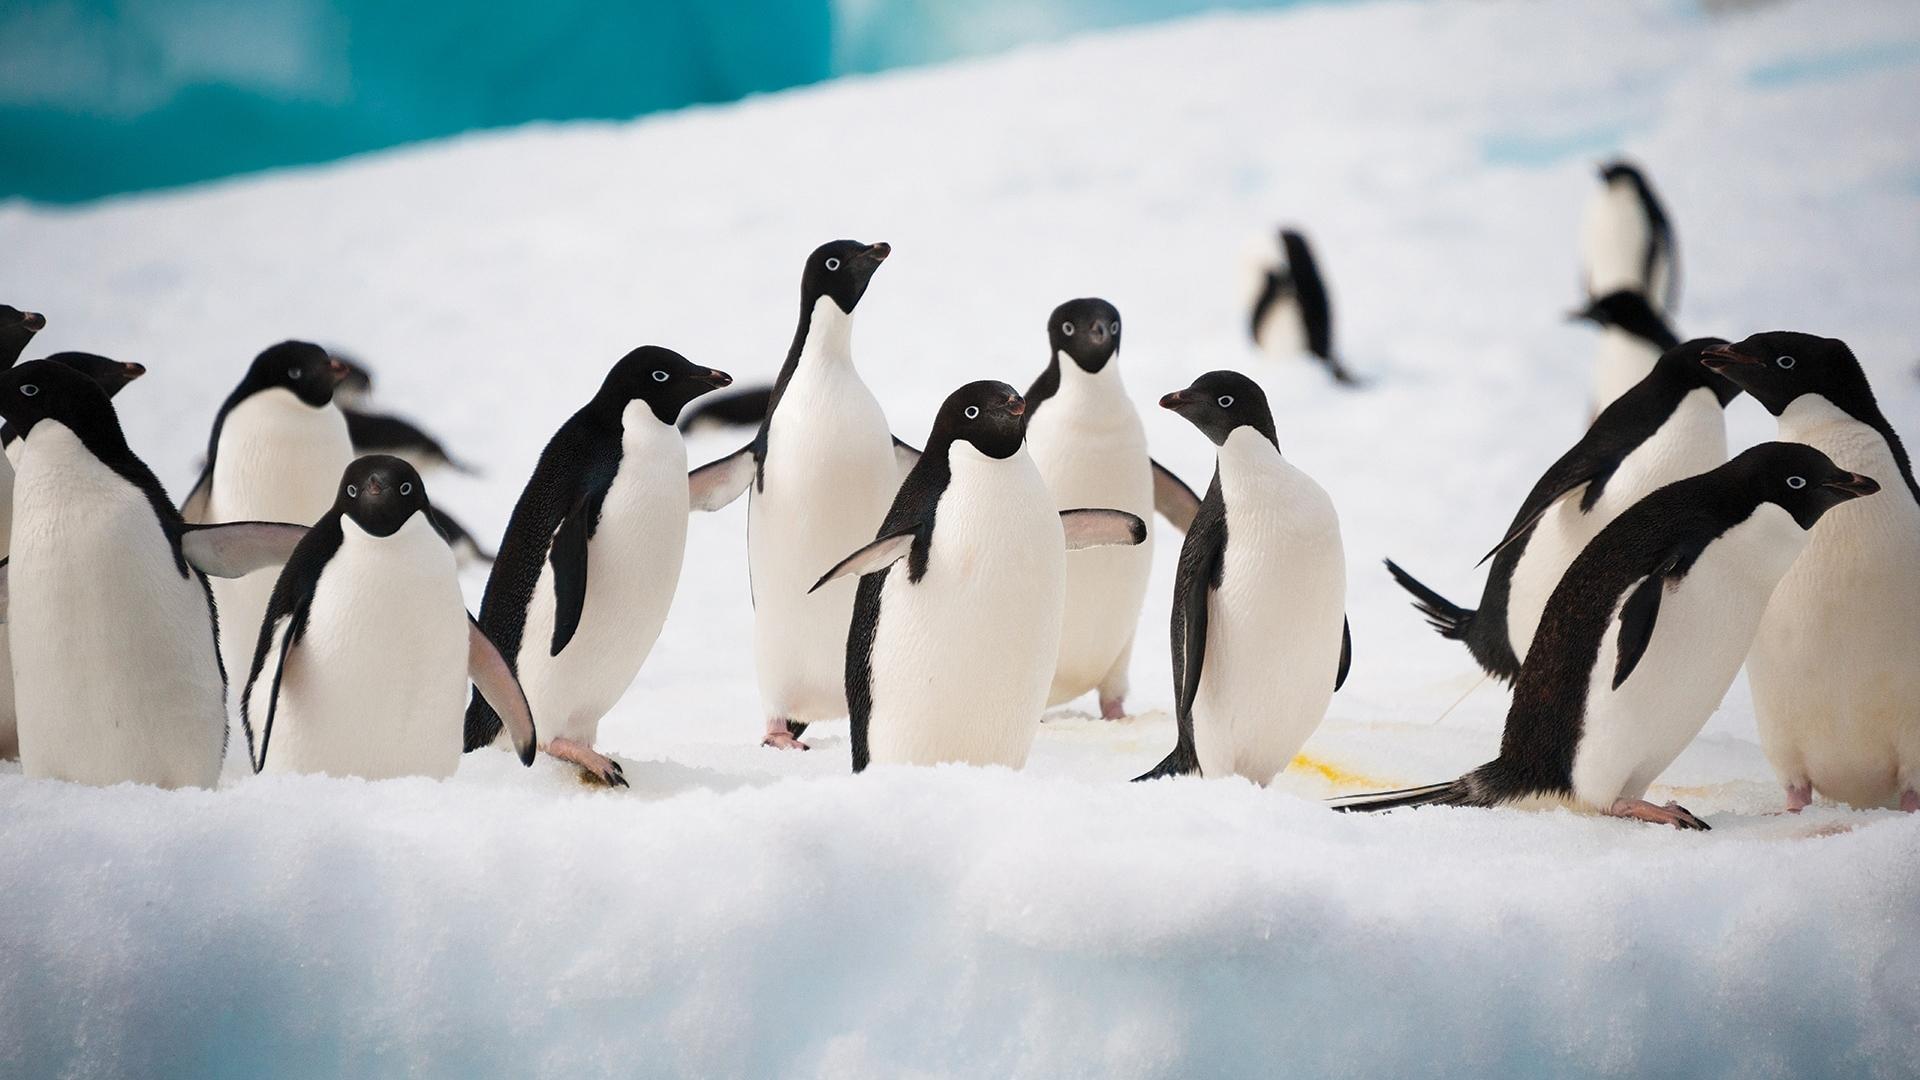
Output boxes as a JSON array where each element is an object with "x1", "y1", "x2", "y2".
[
  {"x1": 243, "y1": 456, "x2": 535, "y2": 780},
  {"x1": 816, "y1": 381, "x2": 1145, "y2": 772},
  {"x1": 0, "y1": 360, "x2": 309, "y2": 788},
  {"x1": 1337, "y1": 442, "x2": 1878, "y2": 829},
  {"x1": 1580, "y1": 159, "x2": 1678, "y2": 316},
  {"x1": 689, "y1": 240, "x2": 919, "y2": 750},
  {"x1": 1387, "y1": 338, "x2": 1741, "y2": 683},
  {"x1": 1575, "y1": 287, "x2": 1680, "y2": 414},
  {"x1": 1248, "y1": 229, "x2": 1357, "y2": 385},
  {"x1": 0, "y1": 304, "x2": 46, "y2": 368},
  {"x1": 4, "y1": 352, "x2": 147, "y2": 461},
  {"x1": 1134, "y1": 372, "x2": 1350, "y2": 785},
  {"x1": 1023, "y1": 298, "x2": 1200, "y2": 720},
  {"x1": 0, "y1": 306, "x2": 50, "y2": 760},
  {"x1": 466, "y1": 347, "x2": 730, "y2": 785},
  {"x1": 1702, "y1": 333, "x2": 1920, "y2": 812}
]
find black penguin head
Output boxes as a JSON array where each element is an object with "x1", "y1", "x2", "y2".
[
  {"x1": 1653, "y1": 338, "x2": 1742, "y2": 405},
  {"x1": 1571, "y1": 289, "x2": 1676, "y2": 348},
  {"x1": 335, "y1": 455, "x2": 431, "y2": 538},
  {"x1": 1732, "y1": 441, "x2": 1879, "y2": 530},
  {"x1": 242, "y1": 341, "x2": 350, "y2": 408},
  {"x1": 1700, "y1": 332, "x2": 1870, "y2": 417},
  {"x1": 1160, "y1": 370, "x2": 1278, "y2": 447},
  {"x1": 0, "y1": 358, "x2": 116, "y2": 437},
  {"x1": 801, "y1": 240, "x2": 891, "y2": 315},
  {"x1": 1598, "y1": 160, "x2": 1648, "y2": 187},
  {"x1": 596, "y1": 345, "x2": 732, "y2": 424},
  {"x1": 1048, "y1": 298, "x2": 1122, "y2": 373},
  {"x1": 930, "y1": 380, "x2": 1027, "y2": 460},
  {"x1": 48, "y1": 351, "x2": 147, "y2": 399},
  {"x1": 1, "y1": 305, "x2": 47, "y2": 366}
]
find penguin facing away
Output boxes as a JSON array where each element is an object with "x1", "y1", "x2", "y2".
[
  {"x1": 1249, "y1": 229, "x2": 1357, "y2": 385},
  {"x1": 0, "y1": 305, "x2": 45, "y2": 368},
  {"x1": 4, "y1": 352, "x2": 147, "y2": 459},
  {"x1": 466, "y1": 347, "x2": 730, "y2": 786},
  {"x1": 1023, "y1": 297, "x2": 1201, "y2": 720},
  {"x1": 1575, "y1": 288, "x2": 1681, "y2": 414},
  {"x1": 688, "y1": 240, "x2": 921, "y2": 750},
  {"x1": 1702, "y1": 333, "x2": 1920, "y2": 812},
  {"x1": 1386, "y1": 337, "x2": 1742, "y2": 683},
  {"x1": 1337, "y1": 442, "x2": 1878, "y2": 829},
  {"x1": 1580, "y1": 160, "x2": 1678, "y2": 316},
  {"x1": 244, "y1": 456, "x2": 534, "y2": 780},
  {"x1": 1133, "y1": 372, "x2": 1350, "y2": 785},
  {"x1": 817, "y1": 380, "x2": 1146, "y2": 772},
  {"x1": 0, "y1": 361, "x2": 309, "y2": 788}
]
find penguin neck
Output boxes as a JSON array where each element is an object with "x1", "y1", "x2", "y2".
[
  {"x1": 1777, "y1": 392, "x2": 1920, "y2": 505},
  {"x1": 1051, "y1": 351, "x2": 1128, "y2": 407},
  {"x1": 1216, "y1": 425, "x2": 1285, "y2": 483},
  {"x1": 792, "y1": 295, "x2": 856, "y2": 373}
]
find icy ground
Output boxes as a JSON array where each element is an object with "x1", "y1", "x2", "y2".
[{"x1": 3, "y1": 1, "x2": 1919, "y2": 1076}]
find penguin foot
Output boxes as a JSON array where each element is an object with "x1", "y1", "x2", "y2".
[
  {"x1": 548, "y1": 738, "x2": 628, "y2": 788},
  {"x1": 1784, "y1": 783, "x2": 1813, "y2": 813},
  {"x1": 1900, "y1": 789, "x2": 1918, "y2": 814},
  {"x1": 1606, "y1": 798, "x2": 1710, "y2": 831},
  {"x1": 761, "y1": 730, "x2": 811, "y2": 751},
  {"x1": 1099, "y1": 696, "x2": 1127, "y2": 721}
]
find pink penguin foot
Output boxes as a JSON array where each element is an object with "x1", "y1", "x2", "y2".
[
  {"x1": 1099, "y1": 696, "x2": 1127, "y2": 721},
  {"x1": 547, "y1": 737, "x2": 628, "y2": 788},
  {"x1": 761, "y1": 722, "x2": 810, "y2": 751},
  {"x1": 1606, "y1": 798, "x2": 1710, "y2": 831},
  {"x1": 1785, "y1": 783, "x2": 1813, "y2": 813},
  {"x1": 1901, "y1": 789, "x2": 1918, "y2": 814}
]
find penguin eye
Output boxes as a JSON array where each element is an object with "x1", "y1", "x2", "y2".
[
  {"x1": 964, "y1": 405, "x2": 981, "y2": 420},
  {"x1": 346, "y1": 484, "x2": 359, "y2": 497},
  {"x1": 19, "y1": 384, "x2": 38, "y2": 397},
  {"x1": 825, "y1": 257, "x2": 841, "y2": 271},
  {"x1": 1061, "y1": 322, "x2": 1075, "y2": 337},
  {"x1": 651, "y1": 370, "x2": 668, "y2": 383},
  {"x1": 1110, "y1": 321, "x2": 1121, "y2": 336},
  {"x1": 287, "y1": 366, "x2": 302, "y2": 380},
  {"x1": 1786, "y1": 476, "x2": 1807, "y2": 490},
  {"x1": 1776, "y1": 356, "x2": 1796, "y2": 370},
  {"x1": 1217, "y1": 394, "x2": 1235, "y2": 408},
  {"x1": 400, "y1": 482, "x2": 414, "y2": 495}
]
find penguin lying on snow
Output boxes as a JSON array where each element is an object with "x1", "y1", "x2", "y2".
[
  {"x1": 1249, "y1": 229, "x2": 1357, "y2": 385},
  {"x1": 1580, "y1": 159, "x2": 1678, "y2": 316},
  {"x1": 1576, "y1": 288, "x2": 1680, "y2": 413},
  {"x1": 1023, "y1": 298, "x2": 1200, "y2": 720},
  {"x1": 0, "y1": 305, "x2": 46, "y2": 368},
  {"x1": 3, "y1": 352, "x2": 146, "y2": 458},
  {"x1": 1134, "y1": 372, "x2": 1350, "y2": 785},
  {"x1": 244, "y1": 456, "x2": 535, "y2": 780},
  {"x1": 815, "y1": 381, "x2": 1145, "y2": 772},
  {"x1": 1387, "y1": 338, "x2": 1741, "y2": 682},
  {"x1": 0, "y1": 360, "x2": 309, "y2": 788},
  {"x1": 466, "y1": 347, "x2": 731, "y2": 785},
  {"x1": 1337, "y1": 442, "x2": 1878, "y2": 829},
  {"x1": 1702, "y1": 333, "x2": 1920, "y2": 812}
]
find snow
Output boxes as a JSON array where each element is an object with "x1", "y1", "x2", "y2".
[{"x1": 3, "y1": 0, "x2": 1919, "y2": 1076}]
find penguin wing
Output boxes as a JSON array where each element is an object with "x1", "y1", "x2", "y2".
[
  {"x1": 1136, "y1": 478, "x2": 1226, "y2": 782},
  {"x1": 1150, "y1": 460, "x2": 1201, "y2": 532},
  {"x1": 1481, "y1": 435, "x2": 1627, "y2": 566},
  {"x1": 239, "y1": 522, "x2": 335, "y2": 772},
  {"x1": 180, "y1": 521, "x2": 311, "y2": 578},
  {"x1": 689, "y1": 444, "x2": 757, "y2": 511},
  {"x1": 1060, "y1": 508, "x2": 1147, "y2": 550},
  {"x1": 344, "y1": 408, "x2": 472, "y2": 473},
  {"x1": 1336, "y1": 617, "x2": 1352, "y2": 692},
  {"x1": 179, "y1": 463, "x2": 214, "y2": 524},
  {"x1": 810, "y1": 529, "x2": 919, "y2": 593},
  {"x1": 548, "y1": 485, "x2": 609, "y2": 657},
  {"x1": 893, "y1": 436, "x2": 921, "y2": 479},
  {"x1": 1610, "y1": 540, "x2": 1707, "y2": 690},
  {"x1": 428, "y1": 505, "x2": 495, "y2": 563},
  {"x1": 468, "y1": 614, "x2": 537, "y2": 765}
]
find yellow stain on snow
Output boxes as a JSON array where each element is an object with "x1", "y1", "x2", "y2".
[{"x1": 1288, "y1": 754, "x2": 1393, "y2": 791}]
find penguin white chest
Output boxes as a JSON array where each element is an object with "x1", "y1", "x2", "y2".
[
  {"x1": 1191, "y1": 431, "x2": 1346, "y2": 784},
  {"x1": 259, "y1": 515, "x2": 468, "y2": 780},
  {"x1": 1024, "y1": 362, "x2": 1155, "y2": 707},
  {"x1": 10, "y1": 424, "x2": 225, "y2": 788},
  {"x1": 1581, "y1": 182, "x2": 1653, "y2": 298},
  {"x1": 867, "y1": 445, "x2": 1064, "y2": 769}
]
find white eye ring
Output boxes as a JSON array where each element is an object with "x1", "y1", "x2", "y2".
[
  {"x1": 287, "y1": 366, "x2": 302, "y2": 380},
  {"x1": 1217, "y1": 395, "x2": 1234, "y2": 408},
  {"x1": 400, "y1": 482, "x2": 413, "y2": 495},
  {"x1": 346, "y1": 484, "x2": 359, "y2": 497},
  {"x1": 964, "y1": 405, "x2": 981, "y2": 420},
  {"x1": 1061, "y1": 322, "x2": 1074, "y2": 336},
  {"x1": 651, "y1": 370, "x2": 668, "y2": 382},
  {"x1": 20, "y1": 384, "x2": 38, "y2": 397},
  {"x1": 825, "y1": 257, "x2": 841, "y2": 271},
  {"x1": 1776, "y1": 356, "x2": 1796, "y2": 369},
  {"x1": 1110, "y1": 321, "x2": 1121, "y2": 335},
  {"x1": 1786, "y1": 476, "x2": 1807, "y2": 490}
]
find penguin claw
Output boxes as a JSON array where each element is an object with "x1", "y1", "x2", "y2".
[
  {"x1": 547, "y1": 738, "x2": 629, "y2": 788},
  {"x1": 761, "y1": 731, "x2": 810, "y2": 751},
  {"x1": 1785, "y1": 782, "x2": 1813, "y2": 813},
  {"x1": 1099, "y1": 697, "x2": 1127, "y2": 721},
  {"x1": 1606, "y1": 797, "x2": 1710, "y2": 831}
]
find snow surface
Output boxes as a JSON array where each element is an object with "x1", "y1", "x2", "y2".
[{"x1": 3, "y1": 0, "x2": 1919, "y2": 1076}]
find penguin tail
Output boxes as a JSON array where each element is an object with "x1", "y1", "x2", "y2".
[
  {"x1": 1327, "y1": 779, "x2": 1468, "y2": 814},
  {"x1": 1133, "y1": 744, "x2": 1200, "y2": 783},
  {"x1": 1384, "y1": 559, "x2": 1474, "y2": 640}
]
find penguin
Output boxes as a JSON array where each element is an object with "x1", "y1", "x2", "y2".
[
  {"x1": 0, "y1": 305, "x2": 45, "y2": 368},
  {"x1": 0, "y1": 360, "x2": 308, "y2": 788},
  {"x1": 1022, "y1": 298, "x2": 1201, "y2": 720},
  {"x1": 1133, "y1": 372, "x2": 1351, "y2": 784},
  {"x1": 1580, "y1": 159, "x2": 1678, "y2": 315},
  {"x1": 1701, "y1": 333, "x2": 1920, "y2": 811},
  {"x1": 1386, "y1": 338, "x2": 1741, "y2": 682},
  {"x1": 1248, "y1": 228, "x2": 1356, "y2": 385},
  {"x1": 0, "y1": 304, "x2": 48, "y2": 759},
  {"x1": 4, "y1": 352, "x2": 147, "y2": 461},
  {"x1": 465, "y1": 347, "x2": 730, "y2": 785},
  {"x1": 688, "y1": 240, "x2": 921, "y2": 750},
  {"x1": 678, "y1": 385, "x2": 774, "y2": 433},
  {"x1": 242, "y1": 456, "x2": 535, "y2": 780},
  {"x1": 816, "y1": 381, "x2": 1145, "y2": 772},
  {"x1": 1575, "y1": 288, "x2": 1681, "y2": 413},
  {"x1": 182, "y1": 341, "x2": 356, "y2": 685},
  {"x1": 1335, "y1": 442, "x2": 1878, "y2": 829}
]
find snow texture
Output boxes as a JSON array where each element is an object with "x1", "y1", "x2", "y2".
[{"x1": 2, "y1": 1, "x2": 1918, "y2": 1076}]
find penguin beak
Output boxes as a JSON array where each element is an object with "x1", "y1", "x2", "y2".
[
  {"x1": 695, "y1": 368, "x2": 733, "y2": 389},
  {"x1": 861, "y1": 242, "x2": 891, "y2": 264},
  {"x1": 325, "y1": 358, "x2": 350, "y2": 383},
  {"x1": 121, "y1": 362, "x2": 146, "y2": 381},
  {"x1": 1824, "y1": 472, "x2": 1880, "y2": 499},
  {"x1": 1004, "y1": 392, "x2": 1026, "y2": 417},
  {"x1": 1159, "y1": 389, "x2": 1196, "y2": 410},
  {"x1": 1700, "y1": 343, "x2": 1762, "y2": 371},
  {"x1": 365, "y1": 475, "x2": 386, "y2": 497},
  {"x1": 20, "y1": 312, "x2": 45, "y2": 332}
]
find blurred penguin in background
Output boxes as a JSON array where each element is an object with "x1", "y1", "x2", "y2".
[
  {"x1": 1573, "y1": 287, "x2": 1681, "y2": 414},
  {"x1": 1580, "y1": 160, "x2": 1678, "y2": 315},
  {"x1": 1248, "y1": 228, "x2": 1358, "y2": 385}
]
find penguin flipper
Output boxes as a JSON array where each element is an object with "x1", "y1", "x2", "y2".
[
  {"x1": 1133, "y1": 742, "x2": 1200, "y2": 782},
  {"x1": 344, "y1": 408, "x2": 474, "y2": 473},
  {"x1": 1060, "y1": 508, "x2": 1147, "y2": 550},
  {"x1": 1336, "y1": 617, "x2": 1352, "y2": 692},
  {"x1": 892, "y1": 436, "x2": 921, "y2": 480},
  {"x1": 0, "y1": 557, "x2": 9, "y2": 623},
  {"x1": 1150, "y1": 459, "x2": 1201, "y2": 532},
  {"x1": 1612, "y1": 574, "x2": 1666, "y2": 691},
  {"x1": 242, "y1": 609, "x2": 303, "y2": 773},
  {"x1": 1140, "y1": 482, "x2": 1225, "y2": 782},
  {"x1": 428, "y1": 506, "x2": 496, "y2": 563},
  {"x1": 810, "y1": 529, "x2": 917, "y2": 593},
  {"x1": 1481, "y1": 433, "x2": 1627, "y2": 566},
  {"x1": 179, "y1": 521, "x2": 309, "y2": 578},
  {"x1": 547, "y1": 488, "x2": 607, "y2": 656},
  {"x1": 688, "y1": 444, "x2": 756, "y2": 512},
  {"x1": 469, "y1": 615, "x2": 537, "y2": 765},
  {"x1": 179, "y1": 464, "x2": 214, "y2": 524}
]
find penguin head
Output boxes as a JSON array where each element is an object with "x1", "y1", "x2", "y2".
[
  {"x1": 1, "y1": 305, "x2": 47, "y2": 366},
  {"x1": 1570, "y1": 289, "x2": 1674, "y2": 347},
  {"x1": 1735, "y1": 441, "x2": 1879, "y2": 530},
  {"x1": 243, "y1": 341, "x2": 350, "y2": 408},
  {"x1": 1049, "y1": 298, "x2": 1122, "y2": 374},
  {"x1": 1699, "y1": 332, "x2": 1870, "y2": 417},
  {"x1": 335, "y1": 455, "x2": 431, "y2": 538},
  {"x1": 802, "y1": 240, "x2": 891, "y2": 315},
  {"x1": 1653, "y1": 338, "x2": 1742, "y2": 404},
  {"x1": 1160, "y1": 370, "x2": 1278, "y2": 447},
  {"x1": 1598, "y1": 160, "x2": 1647, "y2": 188},
  {"x1": 931, "y1": 380, "x2": 1026, "y2": 460},
  {"x1": 48, "y1": 352, "x2": 147, "y2": 399},
  {"x1": 0, "y1": 358, "x2": 116, "y2": 437},
  {"x1": 597, "y1": 346, "x2": 732, "y2": 425}
]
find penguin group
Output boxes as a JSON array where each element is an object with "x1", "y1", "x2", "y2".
[{"x1": 1, "y1": 155, "x2": 1913, "y2": 831}]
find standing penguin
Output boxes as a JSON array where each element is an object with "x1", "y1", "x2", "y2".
[
  {"x1": 1134, "y1": 372, "x2": 1350, "y2": 785},
  {"x1": 1580, "y1": 160, "x2": 1678, "y2": 315},
  {"x1": 4, "y1": 352, "x2": 147, "y2": 460},
  {"x1": 182, "y1": 342, "x2": 356, "y2": 681},
  {"x1": 0, "y1": 306, "x2": 46, "y2": 760},
  {"x1": 1249, "y1": 229, "x2": 1356, "y2": 385},
  {"x1": 0, "y1": 361, "x2": 307, "y2": 788},
  {"x1": 1023, "y1": 298, "x2": 1201, "y2": 719},
  {"x1": 1701, "y1": 333, "x2": 1920, "y2": 811},
  {"x1": 817, "y1": 381, "x2": 1145, "y2": 772},
  {"x1": 243, "y1": 456, "x2": 535, "y2": 780},
  {"x1": 1575, "y1": 288, "x2": 1680, "y2": 413},
  {"x1": 0, "y1": 305, "x2": 45, "y2": 367},
  {"x1": 465, "y1": 347, "x2": 730, "y2": 785},
  {"x1": 688, "y1": 240, "x2": 918, "y2": 749},
  {"x1": 1386, "y1": 338, "x2": 1741, "y2": 682},
  {"x1": 1336, "y1": 443, "x2": 1878, "y2": 828}
]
